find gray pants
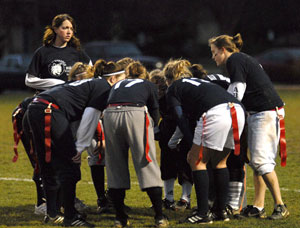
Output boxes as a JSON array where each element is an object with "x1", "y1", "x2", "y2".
[{"x1": 103, "y1": 106, "x2": 163, "y2": 190}]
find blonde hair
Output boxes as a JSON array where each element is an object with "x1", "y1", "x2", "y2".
[
  {"x1": 163, "y1": 59, "x2": 192, "y2": 81},
  {"x1": 116, "y1": 57, "x2": 135, "y2": 70},
  {"x1": 68, "y1": 62, "x2": 93, "y2": 81},
  {"x1": 125, "y1": 61, "x2": 149, "y2": 79},
  {"x1": 149, "y1": 69, "x2": 163, "y2": 79},
  {"x1": 208, "y1": 33, "x2": 243, "y2": 53}
]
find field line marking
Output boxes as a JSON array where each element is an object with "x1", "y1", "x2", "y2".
[{"x1": 1, "y1": 177, "x2": 300, "y2": 193}]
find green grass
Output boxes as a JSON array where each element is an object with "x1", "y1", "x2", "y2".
[{"x1": 1, "y1": 88, "x2": 300, "y2": 228}]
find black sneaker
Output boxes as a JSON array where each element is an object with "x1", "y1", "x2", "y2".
[
  {"x1": 155, "y1": 214, "x2": 169, "y2": 227},
  {"x1": 269, "y1": 204, "x2": 289, "y2": 220},
  {"x1": 225, "y1": 204, "x2": 242, "y2": 219},
  {"x1": 63, "y1": 214, "x2": 95, "y2": 227},
  {"x1": 180, "y1": 211, "x2": 213, "y2": 224},
  {"x1": 162, "y1": 198, "x2": 175, "y2": 210},
  {"x1": 174, "y1": 199, "x2": 191, "y2": 211},
  {"x1": 240, "y1": 205, "x2": 267, "y2": 219},
  {"x1": 44, "y1": 214, "x2": 64, "y2": 225},
  {"x1": 74, "y1": 198, "x2": 90, "y2": 214},
  {"x1": 210, "y1": 210, "x2": 230, "y2": 221},
  {"x1": 97, "y1": 196, "x2": 110, "y2": 214}
]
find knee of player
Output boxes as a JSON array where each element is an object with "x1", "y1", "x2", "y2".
[{"x1": 251, "y1": 162, "x2": 276, "y2": 176}]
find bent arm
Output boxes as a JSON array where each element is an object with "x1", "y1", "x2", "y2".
[
  {"x1": 173, "y1": 105, "x2": 193, "y2": 148},
  {"x1": 227, "y1": 82, "x2": 246, "y2": 101},
  {"x1": 76, "y1": 107, "x2": 101, "y2": 154}
]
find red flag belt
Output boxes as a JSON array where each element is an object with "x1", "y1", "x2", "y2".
[
  {"x1": 196, "y1": 114, "x2": 206, "y2": 165},
  {"x1": 34, "y1": 98, "x2": 59, "y2": 163},
  {"x1": 96, "y1": 121, "x2": 105, "y2": 164},
  {"x1": 12, "y1": 107, "x2": 23, "y2": 162},
  {"x1": 229, "y1": 103, "x2": 241, "y2": 156},
  {"x1": 272, "y1": 106, "x2": 286, "y2": 167},
  {"x1": 145, "y1": 111, "x2": 152, "y2": 163}
]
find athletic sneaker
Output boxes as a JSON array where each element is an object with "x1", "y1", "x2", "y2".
[
  {"x1": 269, "y1": 204, "x2": 290, "y2": 220},
  {"x1": 174, "y1": 199, "x2": 191, "y2": 211},
  {"x1": 74, "y1": 197, "x2": 90, "y2": 213},
  {"x1": 240, "y1": 205, "x2": 267, "y2": 218},
  {"x1": 97, "y1": 196, "x2": 110, "y2": 214},
  {"x1": 155, "y1": 214, "x2": 169, "y2": 227},
  {"x1": 210, "y1": 210, "x2": 230, "y2": 221},
  {"x1": 225, "y1": 204, "x2": 242, "y2": 219},
  {"x1": 63, "y1": 214, "x2": 94, "y2": 227},
  {"x1": 113, "y1": 219, "x2": 130, "y2": 228},
  {"x1": 44, "y1": 214, "x2": 64, "y2": 225},
  {"x1": 162, "y1": 198, "x2": 175, "y2": 210},
  {"x1": 34, "y1": 202, "x2": 47, "y2": 215},
  {"x1": 180, "y1": 211, "x2": 213, "y2": 224}
]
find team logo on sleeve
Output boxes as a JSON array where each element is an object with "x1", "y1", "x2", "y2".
[{"x1": 48, "y1": 60, "x2": 67, "y2": 77}]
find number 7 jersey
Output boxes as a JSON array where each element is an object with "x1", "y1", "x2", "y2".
[
  {"x1": 107, "y1": 78, "x2": 159, "y2": 112},
  {"x1": 166, "y1": 78, "x2": 244, "y2": 121}
]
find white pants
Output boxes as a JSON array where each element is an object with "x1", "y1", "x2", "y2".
[{"x1": 248, "y1": 108, "x2": 285, "y2": 175}]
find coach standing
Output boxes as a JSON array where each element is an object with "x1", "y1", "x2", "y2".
[{"x1": 209, "y1": 33, "x2": 289, "y2": 220}]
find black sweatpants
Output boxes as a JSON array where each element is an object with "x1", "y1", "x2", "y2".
[{"x1": 28, "y1": 102, "x2": 81, "y2": 220}]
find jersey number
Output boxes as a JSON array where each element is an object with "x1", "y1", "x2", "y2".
[
  {"x1": 114, "y1": 79, "x2": 143, "y2": 89},
  {"x1": 69, "y1": 79, "x2": 93, "y2": 86},
  {"x1": 182, "y1": 78, "x2": 201, "y2": 86}
]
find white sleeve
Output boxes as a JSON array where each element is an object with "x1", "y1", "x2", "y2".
[
  {"x1": 25, "y1": 73, "x2": 65, "y2": 90},
  {"x1": 76, "y1": 107, "x2": 101, "y2": 154},
  {"x1": 168, "y1": 126, "x2": 184, "y2": 149},
  {"x1": 227, "y1": 82, "x2": 246, "y2": 101}
]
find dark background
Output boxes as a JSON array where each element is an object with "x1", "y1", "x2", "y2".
[{"x1": 1, "y1": 0, "x2": 300, "y2": 63}]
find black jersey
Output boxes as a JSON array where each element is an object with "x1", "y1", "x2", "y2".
[
  {"x1": 226, "y1": 52, "x2": 283, "y2": 111},
  {"x1": 108, "y1": 78, "x2": 159, "y2": 112},
  {"x1": 204, "y1": 74, "x2": 230, "y2": 90},
  {"x1": 27, "y1": 45, "x2": 90, "y2": 82},
  {"x1": 36, "y1": 78, "x2": 111, "y2": 121},
  {"x1": 167, "y1": 78, "x2": 242, "y2": 121}
]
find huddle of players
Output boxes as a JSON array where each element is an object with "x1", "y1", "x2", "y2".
[
  {"x1": 15, "y1": 57, "x2": 248, "y2": 227},
  {"x1": 12, "y1": 13, "x2": 288, "y2": 227}
]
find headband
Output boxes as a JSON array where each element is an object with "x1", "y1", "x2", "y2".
[
  {"x1": 75, "y1": 72, "x2": 87, "y2": 77},
  {"x1": 102, "y1": 70, "x2": 125, "y2": 77}
]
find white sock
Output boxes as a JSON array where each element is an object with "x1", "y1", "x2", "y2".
[
  {"x1": 181, "y1": 181, "x2": 192, "y2": 203},
  {"x1": 163, "y1": 178, "x2": 175, "y2": 202},
  {"x1": 227, "y1": 181, "x2": 243, "y2": 210},
  {"x1": 254, "y1": 206, "x2": 264, "y2": 211}
]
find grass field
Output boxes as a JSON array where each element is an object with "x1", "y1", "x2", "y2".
[{"x1": 0, "y1": 88, "x2": 300, "y2": 228}]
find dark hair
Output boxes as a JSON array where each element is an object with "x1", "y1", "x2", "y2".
[
  {"x1": 149, "y1": 70, "x2": 167, "y2": 98},
  {"x1": 208, "y1": 33, "x2": 243, "y2": 53},
  {"x1": 189, "y1": 64, "x2": 207, "y2": 79},
  {"x1": 125, "y1": 61, "x2": 149, "y2": 79},
  {"x1": 43, "y1": 14, "x2": 81, "y2": 50},
  {"x1": 93, "y1": 59, "x2": 123, "y2": 78}
]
